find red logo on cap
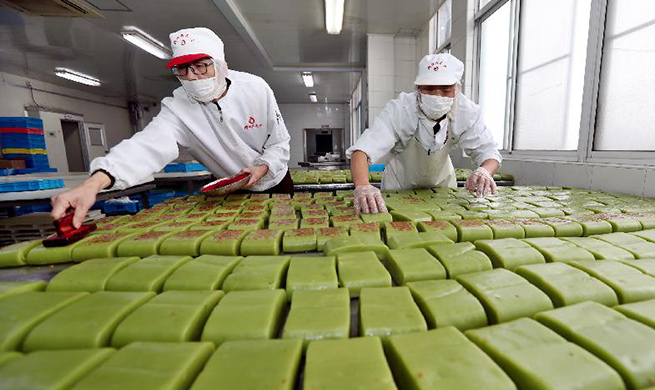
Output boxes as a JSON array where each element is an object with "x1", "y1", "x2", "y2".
[
  {"x1": 173, "y1": 33, "x2": 196, "y2": 47},
  {"x1": 427, "y1": 61, "x2": 447, "y2": 72}
]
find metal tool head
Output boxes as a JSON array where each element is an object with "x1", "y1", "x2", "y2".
[
  {"x1": 200, "y1": 172, "x2": 251, "y2": 196},
  {"x1": 42, "y1": 212, "x2": 97, "y2": 247}
]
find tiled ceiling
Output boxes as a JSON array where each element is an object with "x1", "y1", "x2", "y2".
[{"x1": 0, "y1": 0, "x2": 439, "y2": 104}]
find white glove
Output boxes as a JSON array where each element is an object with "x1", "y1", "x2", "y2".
[
  {"x1": 353, "y1": 185, "x2": 388, "y2": 215},
  {"x1": 466, "y1": 167, "x2": 497, "y2": 196}
]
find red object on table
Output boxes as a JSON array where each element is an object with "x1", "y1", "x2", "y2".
[
  {"x1": 200, "y1": 172, "x2": 251, "y2": 196},
  {"x1": 42, "y1": 212, "x2": 97, "y2": 247}
]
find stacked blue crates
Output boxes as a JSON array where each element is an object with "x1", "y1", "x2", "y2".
[{"x1": 0, "y1": 117, "x2": 52, "y2": 171}]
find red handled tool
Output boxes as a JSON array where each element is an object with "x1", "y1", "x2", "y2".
[
  {"x1": 200, "y1": 172, "x2": 251, "y2": 196},
  {"x1": 42, "y1": 212, "x2": 97, "y2": 247}
]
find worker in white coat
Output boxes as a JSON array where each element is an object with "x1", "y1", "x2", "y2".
[
  {"x1": 349, "y1": 53, "x2": 502, "y2": 214},
  {"x1": 51, "y1": 27, "x2": 291, "y2": 227}
]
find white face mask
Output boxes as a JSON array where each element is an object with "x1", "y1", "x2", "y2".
[
  {"x1": 179, "y1": 60, "x2": 228, "y2": 103},
  {"x1": 418, "y1": 93, "x2": 454, "y2": 121}
]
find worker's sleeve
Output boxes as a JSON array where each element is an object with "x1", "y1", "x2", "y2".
[
  {"x1": 345, "y1": 100, "x2": 404, "y2": 164},
  {"x1": 253, "y1": 85, "x2": 291, "y2": 178},
  {"x1": 89, "y1": 104, "x2": 190, "y2": 190},
  {"x1": 455, "y1": 108, "x2": 502, "y2": 168}
]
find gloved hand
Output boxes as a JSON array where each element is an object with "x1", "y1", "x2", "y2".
[
  {"x1": 353, "y1": 184, "x2": 388, "y2": 215},
  {"x1": 466, "y1": 167, "x2": 497, "y2": 196}
]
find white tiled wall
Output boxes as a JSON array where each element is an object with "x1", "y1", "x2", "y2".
[
  {"x1": 366, "y1": 34, "x2": 418, "y2": 125},
  {"x1": 367, "y1": 34, "x2": 396, "y2": 125},
  {"x1": 394, "y1": 36, "x2": 417, "y2": 95}
]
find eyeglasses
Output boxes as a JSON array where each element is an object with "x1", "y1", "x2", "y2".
[{"x1": 171, "y1": 61, "x2": 213, "y2": 76}]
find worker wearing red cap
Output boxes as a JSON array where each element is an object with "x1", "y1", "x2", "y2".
[{"x1": 52, "y1": 27, "x2": 291, "y2": 227}]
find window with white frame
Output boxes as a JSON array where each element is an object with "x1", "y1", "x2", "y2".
[
  {"x1": 478, "y1": 0, "x2": 513, "y2": 149},
  {"x1": 437, "y1": 0, "x2": 452, "y2": 52},
  {"x1": 429, "y1": 13, "x2": 438, "y2": 54},
  {"x1": 593, "y1": 0, "x2": 655, "y2": 151},
  {"x1": 350, "y1": 76, "x2": 363, "y2": 145},
  {"x1": 475, "y1": 0, "x2": 655, "y2": 164},
  {"x1": 478, "y1": 0, "x2": 494, "y2": 10},
  {"x1": 429, "y1": 0, "x2": 452, "y2": 54},
  {"x1": 512, "y1": 0, "x2": 592, "y2": 151}
]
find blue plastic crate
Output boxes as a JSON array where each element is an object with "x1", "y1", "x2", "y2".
[
  {"x1": 369, "y1": 164, "x2": 386, "y2": 172},
  {"x1": 14, "y1": 204, "x2": 52, "y2": 216},
  {"x1": 13, "y1": 168, "x2": 57, "y2": 175},
  {"x1": 0, "y1": 169, "x2": 14, "y2": 176},
  {"x1": 0, "y1": 117, "x2": 44, "y2": 129},
  {"x1": 0, "y1": 134, "x2": 46, "y2": 149},
  {"x1": 0, "y1": 178, "x2": 64, "y2": 193},
  {"x1": 103, "y1": 200, "x2": 139, "y2": 214},
  {"x1": 164, "y1": 162, "x2": 208, "y2": 172}
]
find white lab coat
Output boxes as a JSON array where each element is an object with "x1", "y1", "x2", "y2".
[
  {"x1": 90, "y1": 70, "x2": 291, "y2": 192},
  {"x1": 346, "y1": 91, "x2": 501, "y2": 190}
]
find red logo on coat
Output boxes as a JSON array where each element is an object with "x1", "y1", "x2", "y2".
[{"x1": 244, "y1": 116, "x2": 263, "y2": 130}]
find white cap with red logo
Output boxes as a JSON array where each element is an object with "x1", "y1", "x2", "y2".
[
  {"x1": 414, "y1": 53, "x2": 464, "y2": 86},
  {"x1": 166, "y1": 27, "x2": 225, "y2": 69}
]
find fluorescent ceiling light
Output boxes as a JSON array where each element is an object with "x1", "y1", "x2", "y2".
[
  {"x1": 325, "y1": 0, "x2": 345, "y2": 34},
  {"x1": 309, "y1": 93, "x2": 318, "y2": 103},
  {"x1": 54, "y1": 68, "x2": 101, "y2": 87},
  {"x1": 121, "y1": 26, "x2": 172, "y2": 60},
  {"x1": 302, "y1": 72, "x2": 314, "y2": 87}
]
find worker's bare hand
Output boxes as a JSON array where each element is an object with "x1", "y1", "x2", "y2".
[
  {"x1": 51, "y1": 184, "x2": 98, "y2": 229},
  {"x1": 353, "y1": 184, "x2": 387, "y2": 215},
  {"x1": 51, "y1": 172, "x2": 110, "y2": 228},
  {"x1": 240, "y1": 164, "x2": 269, "y2": 188}
]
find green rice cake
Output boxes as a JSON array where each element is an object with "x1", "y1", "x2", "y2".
[
  {"x1": 407, "y1": 279, "x2": 487, "y2": 331},
  {"x1": 457, "y1": 269, "x2": 553, "y2": 324},
  {"x1": 22, "y1": 291, "x2": 154, "y2": 351},
  {"x1": 536, "y1": 302, "x2": 655, "y2": 390},
  {"x1": 163, "y1": 255, "x2": 242, "y2": 291},
  {"x1": 515, "y1": 262, "x2": 618, "y2": 307},
  {"x1": 201, "y1": 289, "x2": 286, "y2": 346},
  {"x1": 47, "y1": 257, "x2": 140, "y2": 292},
  {"x1": 111, "y1": 291, "x2": 223, "y2": 347}
]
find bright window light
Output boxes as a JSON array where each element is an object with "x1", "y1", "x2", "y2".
[
  {"x1": 309, "y1": 93, "x2": 318, "y2": 103},
  {"x1": 121, "y1": 26, "x2": 172, "y2": 60},
  {"x1": 54, "y1": 68, "x2": 101, "y2": 87},
  {"x1": 302, "y1": 72, "x2": 315, "y2": 87},
  {"x1": 325, "y1": 0, "x2": 345, "y2": 34}
]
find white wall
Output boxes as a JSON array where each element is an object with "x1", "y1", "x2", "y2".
[
  {"x1": 367, "y1": 34, "x2": 418, "y2": 126},
  {"x1": 0, "y1": 72, "x2": 133, "y2": 172},
  {"x1": 0, "y1": 73, "x2": 132, "y2": 172},
  {"x1": 278, "y1": 103, "x2": 349, "y2": 168}
]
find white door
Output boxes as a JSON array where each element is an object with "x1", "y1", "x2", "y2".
[{"x1": 83, "y1": 122, "x2": 108, "y2": 162}]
